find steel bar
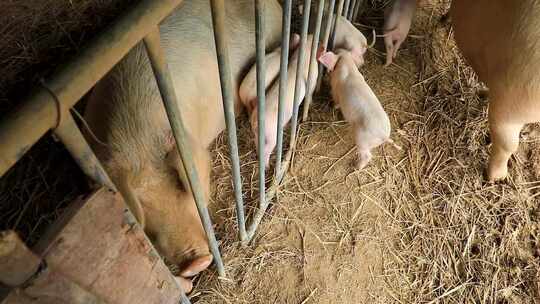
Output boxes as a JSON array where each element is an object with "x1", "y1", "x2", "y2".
[
  {"x1": 255, "y1": 0, "x2": 267, "y2": 212},
  {"x1": 315, "y1": 0, "x2": 336, "y2": 92},
  {"x1": 348, "y1": 0, "x2": 357, "y2": 20},
  {"x1": 247, "y1": 148, "x2": 293, "y2": 240},
  {"x1": 143, "y1": 28, "x2": 225, "y2": 278},
  {"x1": 0, "y1": 0, "x2": 183, "y2": 177},
  {"x1": 209, "y1": 0, "x2": 248, "y2": 243},
  {"x1": 301, "y1": 0, "x2": 325, "y2": 121},
  {"x1": 343, "y1": 0, "x2": 351, "y2": 19},
  {"x1": 179, "y1": 293, "x2": 191, "y2": 304},
  {"x1": 288, "y1": 0, "x2": 311, "y2": 152},
  {"x1": 274, "y1": 0, "x2": 292, "y2": 177},
  {"x1": 352, "y1": 0, "x2": 363, "y2": 23},
  {"x1": 54, "y1": 112, "x2": 116, "y2": 191},
  {"x1": 329, "y1": 0, "x2": 345, "y2": 50}
]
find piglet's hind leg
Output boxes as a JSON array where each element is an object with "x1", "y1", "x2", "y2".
[{"x1": 357, "y1": 149, "x2": 372, "y2": 170}]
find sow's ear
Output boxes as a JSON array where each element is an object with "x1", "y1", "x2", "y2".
[{"x1": 318, "y1": 51, "x2": 339, "y2": 71}]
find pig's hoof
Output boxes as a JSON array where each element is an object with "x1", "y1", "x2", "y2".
[
  {"x1": 356, "y1": 159, "x2": 370, "y2": 170},
  {"x1": 485, "y1": 165, "x2": 508, "y2": 182},
  {"x1": 175, "y1": 276, "x2": 193, "y2": 293},
  {"x1": 180, "y1": 254, "x2": 213, "y2": 277}
]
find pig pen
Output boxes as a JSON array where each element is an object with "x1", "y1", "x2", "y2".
[{"x1": 0, "y1": 1, "x2": 539, "y2": 304}]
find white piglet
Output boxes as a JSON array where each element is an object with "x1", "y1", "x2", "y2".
[
  {"x1": 239, "y1": 34, "x2": 301, "y2": 114},
  {"x1": 318, "y1": 49, "x2": 395, "y2": 169},
  {"x1": 250, "y1": 35, "x2": 319, "y2": 166}
]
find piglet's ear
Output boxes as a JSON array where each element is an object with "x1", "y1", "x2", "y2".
[{"x1": 318, "y1": 51, "x2": 338, "y2": 71}]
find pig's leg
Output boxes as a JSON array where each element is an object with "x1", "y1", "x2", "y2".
[
  {"x1": 486, "y1": 101, "x2": 525, "y2": 181},
  {"x1": 357, "y1": 149, "x2": 372, "y2": 170}
]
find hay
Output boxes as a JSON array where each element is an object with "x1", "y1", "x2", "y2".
[
  {"x1": 193, "y1": 0, "x2": 540, "y2": 303},
  {"x1": 1, "y1": 0, "x2": 539, "y2": 303},
  {"x1": 0, "y1": 0, "x2": 135, "y2": 245}
]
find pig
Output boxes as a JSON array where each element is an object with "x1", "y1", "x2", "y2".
[
  {"x1": 383, "y1": 0, "x2": 417, "y2": 66},
  {"x1": 83, "y1": 0, "x2": 283, "y2": 292},
  {"x1": 239, "y1": 34, "x2": 301, "y2": 114},
  {"x1": 307, "y1": 11, "x2": 369, "y2": 66},
  {"x1": 318, "y1": 49, "x2": 392, "y2": 169},
  {"x1": 248, "y1": 35, "x2": 319, "y2": 166},
  {"x1": 451, "y1": 0, "x2": 540, "y2": 181},
  {"x1": 333, "y1": 15, "x2": 370, "y2": 66}
]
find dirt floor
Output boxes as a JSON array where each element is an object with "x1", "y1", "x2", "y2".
[{"x1": 1, "y1": 0, "x2": 539, "y2": 303}]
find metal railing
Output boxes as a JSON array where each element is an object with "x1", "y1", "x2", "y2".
[{"x1": 0, "y1": 0, "x2": 362, "y2": 303}]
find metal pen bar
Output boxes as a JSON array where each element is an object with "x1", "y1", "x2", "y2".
[
  {"x1": 352, "y1": 0, "x2": 363, "y2": 23},
  {"x1": 343, "y1": 0, "x2": 351, "y2": 19},
  {"x1": 179, "y1": 292, "x2": 191, "y2": 304},
  {"x1": 301, "y1": 0, "x2": 325, "y2": 121},
  {"x1": 329, "y1": 0, "x2": 345, "y2": 50},
  {"x1": 348, "y1": 0, "x2": 357, "y2": 20},
  {"x1": 315, "y1": 0, "x2": 336, "y2": 92},
  {"x1": 53, "y1": 112, "x2": 116, "y2": 191},
  {"x1": 246, "y1": 0, "x2": 310, "y2": 242},
  {"x1": 143, "y1": 28, "x2": 225, "y2": 277},
  {"x1": 255, "y1": 0, "x2": 266, "y2": 212},
  {"x1": 209, "y1": 0, "x2": 247, "y2": 243},
  {"x1": 288, "y1": 0, "x2": 311, "y2": 151},
  {"x1": 247, "y1": 148, "x2": 293, "y2": 241},
  {"x1": 0, "y1": 0, "x2": 183, "y2": 177},
  {"x1": 274, "y1": 0, "x2": 292, "y2": 177}
]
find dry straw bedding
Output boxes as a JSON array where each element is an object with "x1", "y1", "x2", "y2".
[{"x1": 0, "y1": 0, "x2": 539, "y2": 303}]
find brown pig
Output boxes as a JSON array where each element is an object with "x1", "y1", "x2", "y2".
[
  {"x1": 383, "y1": 0, "x2": 417, "y2": 66},
  {"x1": 239, "y1": 34, "x2": 301, "y2": 114},
  {"x1": 451, "y1": 0, "x2": 540, "y2": 181},
  {"x1": 318, "y1": 49, "x2": 392, "y2": 169},
  {"x1": 249, "y1": 35, "x2": 319, "y2": 166},
  {"x1": 83, "y1": 0, "x2": 283, "y2": 292}
]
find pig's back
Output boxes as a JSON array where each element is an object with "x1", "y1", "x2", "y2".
[
  {"x1": 84, "y1": 0, "x2": 282, "y2": 170},
  {"x1": 338, "y1": 74, "x2": 388, "y2": 126}
]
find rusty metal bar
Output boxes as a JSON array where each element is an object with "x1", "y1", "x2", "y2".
[
  {"x1": 302, "y1": 0, "x2": 325, "y2": 121},
  {"x1": 53, "y1": 112, "x2": 116, "y2": 191},
  {"x1": 143, "y1": 28, "x2": 225, "y2": 278},
  {"x1": 288, "y1": 0, "x2": 311, "y2": 151},
  {"x1": 274, "y1": 0, "x2": 292, "y2": 178},
  {"x1": 209, "y1": 0, "x2": 248, "y2": 243},
  {"x1": 255, "y1": 0, "x2": 267, "y2": 213},
  {"x1": 0, "y1": 0, "x2": 183, "y2": 178},
  {"x1": 315, "y1": 0, "x2": 336, "y2": 92}
]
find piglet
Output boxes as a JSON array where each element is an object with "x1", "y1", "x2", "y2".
[
  {"x1": 239, "y1": 34, "x2": 301, "y2": 113},
  {"x1": 319, "y1": 49, "x2": 394, "y2": 169},
  {"x1": 383, "y1": 0, "x2": 417, "y2": 66},
  {"x1": 250, "y1": 35, "x2": 318, "y2": 166}
]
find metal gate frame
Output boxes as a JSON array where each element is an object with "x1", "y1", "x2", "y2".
[{"x1": 0, "y1": 0, "x2": 362, "y2": 303}]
